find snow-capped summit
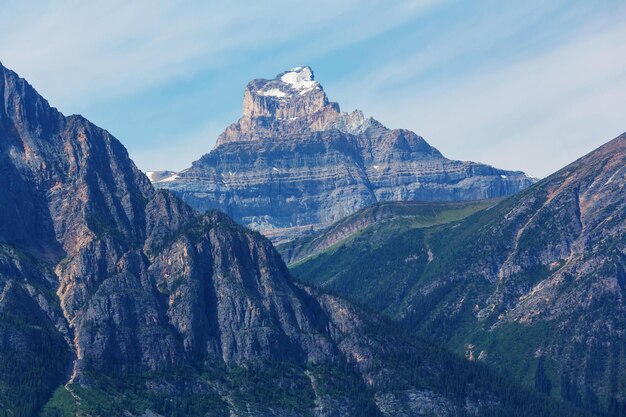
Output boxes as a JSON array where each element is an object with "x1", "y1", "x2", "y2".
[
  {"x1": 254, "y1": 66, "x2": 320, "y2": 99},
  {"x1": 279, "y1": 66, "x2": 319, "y2": 94},
  {"x1": 211, "y1": 66, "x2": 344, "y2": 144},
  {"x1": 216, "y1": 66, "x2": 379, "y2": 145}
]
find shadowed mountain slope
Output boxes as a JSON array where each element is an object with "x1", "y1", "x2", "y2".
[{"x1": 292, "y1": 133, "x2": 626, "y2": 415}]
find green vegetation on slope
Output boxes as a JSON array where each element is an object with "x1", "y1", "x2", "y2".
[
  {"x1": 280, "y1": 199, "x2": 499, "y2": 266},
  {"x1": 290, "y1": 173, "x2": 626, "y2": 416}
]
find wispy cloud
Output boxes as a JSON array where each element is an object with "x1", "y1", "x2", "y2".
[
  {"x1": 328, "y1": 2, "x2": 626, "y2": 176},
  {"x1": 0, "y1": 1, "x2": 623, "y2": 177},
  {"x1": 0, "y1": 0, "x2": 441, "y2": 110}
]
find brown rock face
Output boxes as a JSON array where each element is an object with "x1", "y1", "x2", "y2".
[
  {"x1": 156, "y1": 67, "x2": 535, "y2": 243},
  {"x1": 217, "y1": 66, "x2": 343, "y2": 145}
]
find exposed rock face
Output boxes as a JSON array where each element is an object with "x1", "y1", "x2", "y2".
[
  {"x1": 217, "y1": 66, "x2": 346, "y2": 144},
  {"x1": 407, "y1": 134, "x2": 626, "y2": 414},
  {"x1": 292, "y1": 133, "x2": 626, "y2": 414},
  {"x1": 155, "y1": 66, "x2": 535, "y2": 243},
  {"x1": 0, "y1": 243, "x2": 73, "y2": 416},
  {"x1": 0, "y1": 63, "x2": 578, "y2": 417}
]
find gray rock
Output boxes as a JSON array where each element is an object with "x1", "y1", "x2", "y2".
[{"x1": 156, "y1": 66, "x2": 535, "y2": 242}]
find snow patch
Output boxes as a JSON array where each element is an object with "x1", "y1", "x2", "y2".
[
  {"x1": 604, "y1": 166, "x2": 623, "y2": 185},
  {"x1": 159, "y1": 174, "x2": 180, "y2": 182},
  {"x1": 258, "y1": 87, "x2": 286, "y2": 98},
  {"x1": 146, "y1": 170, "x2": 176, "y2": 182},
  {"x1": 280, "y1": 67, "x2": 318, "y2": 94}
]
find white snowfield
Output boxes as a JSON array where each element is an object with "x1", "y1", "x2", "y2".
[
  {"x1": 146, "y1": 170, "x2": 177, "y2": 183},
  {"x1": 280, "y1": 67, "x2": 319, "y2": 95},
  {"x1": 146, "y1": 171, "x2": 158, "y2": 182},
  {"x1": 258, "y1": 87, "x2": 286, "y2": 98},
  {"x1": 159, "y1": 174, "x2": 180, "y2": 182},
  {"x1": 255, "y1": 66, "x2": 320, "y2": 99}
]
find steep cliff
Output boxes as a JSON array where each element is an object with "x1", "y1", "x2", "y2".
[{"x1": 155, "y1": 66, "x2": 534, "y2": 242}]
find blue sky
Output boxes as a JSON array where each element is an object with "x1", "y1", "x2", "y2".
[{"x1": 1, "y1": 0, "x2": 625, "y2": 177}]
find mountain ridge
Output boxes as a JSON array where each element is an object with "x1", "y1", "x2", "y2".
[
  {"x1": 277, "y1": 199, "x2": 501, "y2": 265},
  {"x1": 155, "y1": 66, "x2": 535, "y2": 242},
  {"x1": 291, "y1": 132, "x2": 626, "y2": 415}
]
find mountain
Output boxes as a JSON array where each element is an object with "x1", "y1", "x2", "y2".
[
  {"x1": 277, "y1": 199, "x2": 500, "y2": 265},
  {"x1": 154, "y1": 66, "x2": 535, "y2": 243},
  {"x1": 0, "y1": 63, "x2": 586, "y2": 417},
  {"x1": 291, "y1": 133, "x2": 626, "y2": 415}
]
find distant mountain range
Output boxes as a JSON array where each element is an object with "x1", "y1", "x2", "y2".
[
  {"x1": 289, "y1": 133, "x2": 626, "y2": 416},
  {"x1": 153, "y1": 66, "x2": 535, "y2": 242},
  {"x1": 0, "y1": 63, "x2": 582, "y2": 417}
]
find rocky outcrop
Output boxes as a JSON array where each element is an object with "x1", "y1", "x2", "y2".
[
  {"x1": 0, "y1": 62, "x2": 578, "y2": 417},
  {"x1": 155, "y1": 66, "x2": 534, "y2": 243}
]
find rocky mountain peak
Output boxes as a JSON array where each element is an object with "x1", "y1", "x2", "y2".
[
  {"x1": 218, "y1": 66, "x2": 384, "y2": 145},
  {"x1": 265, "y1": 66, "x2": 319, "y2": 96},
  {"x1": 159, "y1": 66, "x2": 536, "y2": 242},
  {"x1": 242, "y1": 66, "x2": 330, "y2": 119},
  {"x1": 1, "y1": 62, "x2": 62, "y2": 136}
]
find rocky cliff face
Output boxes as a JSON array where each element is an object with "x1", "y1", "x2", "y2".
[
  {"x1": 292, "y1": 133, "x2": 626, "y2": 415},
  {"x1": 0, "y1": 63, "x2": 579, "y2": 417},
  {"x1": 155, "y1": 66, "x2": 534, "y2": 243}
]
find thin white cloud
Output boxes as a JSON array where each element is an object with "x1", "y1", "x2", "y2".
[
  {"x1": 0, "y1": 0, "x2": 441, "y2": 111},
  {"x1": 329, "y1": 5, "x2": 626, "y2": 177}
]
